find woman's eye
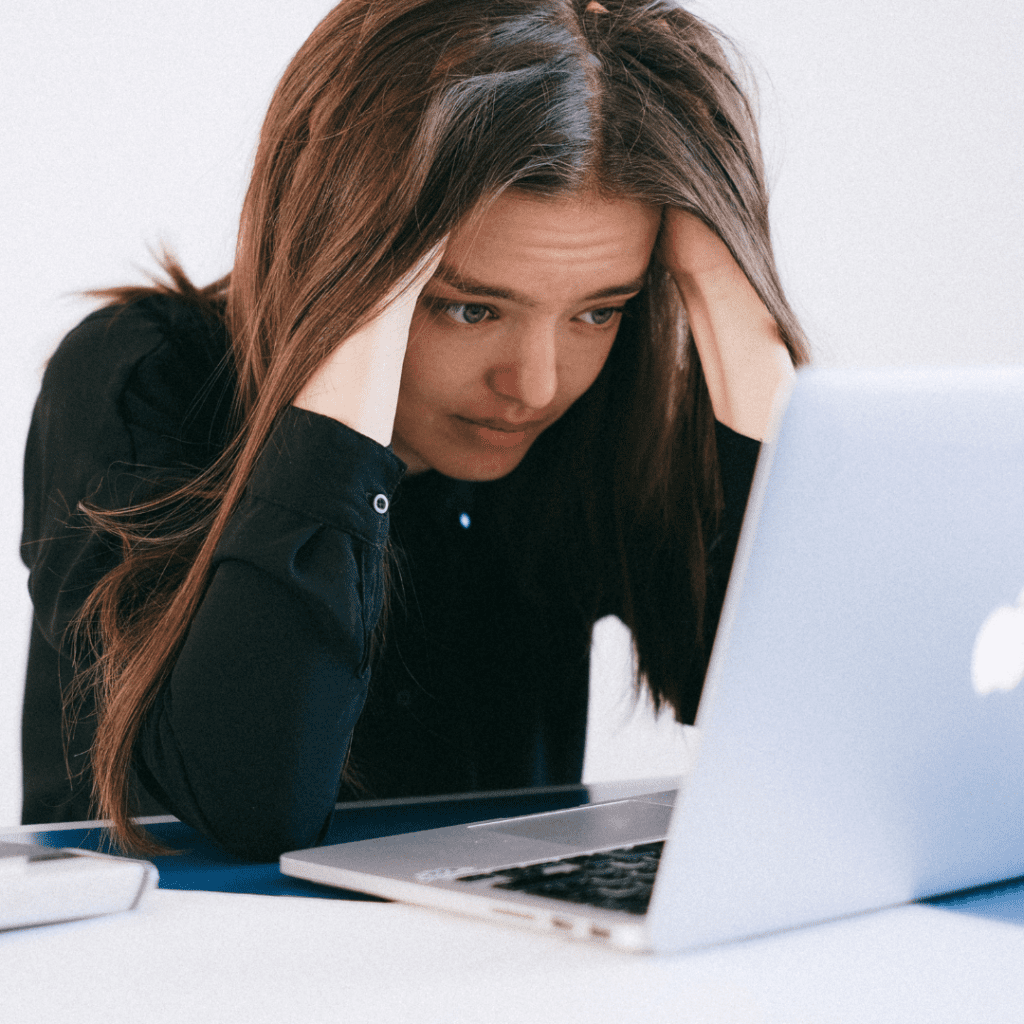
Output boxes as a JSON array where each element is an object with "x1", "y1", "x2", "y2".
[
  {"x1": 443, "y1": 303, "x2": 492, "y2": 325},
  {"x1": 578, "y1": 307, "x2": 621, "y2": 326}
]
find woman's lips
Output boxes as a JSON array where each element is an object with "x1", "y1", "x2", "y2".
[
  {"x1": 472, "y1": 424, "x2": 528, "y2": 447},
  {"x1": 455, "y1": 415, "x2": 539, "y2": 449}
]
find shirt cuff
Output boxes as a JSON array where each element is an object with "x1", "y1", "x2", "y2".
[{"x1": 246, "y1": 406, "x2": 406, "y2": 543}]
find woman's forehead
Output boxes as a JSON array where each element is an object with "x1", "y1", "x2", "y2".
[{"x1": 438, "y1": 190, "x2": 661, "y2": 302}]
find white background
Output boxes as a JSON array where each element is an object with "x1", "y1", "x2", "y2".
[{"x1": 2, "y1": 0, "x2": 1021, "y2": 825}]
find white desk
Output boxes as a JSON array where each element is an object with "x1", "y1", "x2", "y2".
[{"x1": 5, "y1": 879, "x2": 1024, "y2": 1023}]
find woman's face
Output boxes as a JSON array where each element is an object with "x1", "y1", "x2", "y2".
[{"x1": 392, "y1": 190, "x2": 662, "y2": 480}]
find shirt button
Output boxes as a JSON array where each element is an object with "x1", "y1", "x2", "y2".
[{"x1": 372, "y1": 494, "x2": 389, "y2": 514}]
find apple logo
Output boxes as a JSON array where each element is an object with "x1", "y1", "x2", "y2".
[{"x1": 972, "y1": 587, "x2": 1024, "y2": 695}]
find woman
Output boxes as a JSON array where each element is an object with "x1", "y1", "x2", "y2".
[{"x1": 21, "y1": 0, "x2": 807, "y2": 860}]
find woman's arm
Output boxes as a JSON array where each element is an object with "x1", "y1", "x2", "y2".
[
  {"x1": 661, "y1": 210, "x2": 795, "y2": 441},
  {"x1": 135, "y1": 407, "x2": 402, "y2": 859},
  {"x1": 134, "y1": 251, "x2": 443, "y2": 857}
]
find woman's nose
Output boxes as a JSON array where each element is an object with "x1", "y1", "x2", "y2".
[{"x1": 489, "y1": 327, "x2": 558, "y2": 411}]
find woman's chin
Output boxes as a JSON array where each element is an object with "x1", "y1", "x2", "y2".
[
  {"x1": 393, "y1": 418, "x2": 541, "y2": 481},
  {"x1": 396, "y1": 438, "x2": 533, "y2": 481},
  {"x1": 431, "y1": 443, "x2": 533, "y2": 481}
]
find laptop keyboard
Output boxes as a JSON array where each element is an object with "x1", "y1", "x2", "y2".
[{"x1": 456, "y1": 840, "x2": 664, "y2": 916}]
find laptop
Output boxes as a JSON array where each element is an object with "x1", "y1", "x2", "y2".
[{"x1": 282, "y1": 366, "x2": 1024, "y2": 953}]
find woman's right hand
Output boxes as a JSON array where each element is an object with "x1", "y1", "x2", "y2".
[{"x1": 293, "y1": 242, "x2": 445, "y2": 447}]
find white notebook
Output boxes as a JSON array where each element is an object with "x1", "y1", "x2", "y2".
[{"x1": 0, "y1": 839, "x2": 157, "y2": 931}]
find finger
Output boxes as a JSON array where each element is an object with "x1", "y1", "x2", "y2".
[{"x1": 662, "y1": 209, "x2": 737, "y2": 282}]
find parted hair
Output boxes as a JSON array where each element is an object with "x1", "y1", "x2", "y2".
[{"x1": 74, "y1": 0, "x2": 808, "y2": 853}]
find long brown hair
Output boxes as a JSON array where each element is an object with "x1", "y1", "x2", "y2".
[{"x1": 73, "y1": 0, "x2": 808, "y2": 853}]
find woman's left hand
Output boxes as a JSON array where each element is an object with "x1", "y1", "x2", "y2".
[{"x1": 661, "y1": 208, "x2": 795, "y2": 441}]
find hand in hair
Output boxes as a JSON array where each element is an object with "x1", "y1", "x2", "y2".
[
  {"x1": 293, "y1": 242, "x2": 446, "y2": 448},
  {"x1": 661, "y1": 209, "x2": 795, "y2": 441}
]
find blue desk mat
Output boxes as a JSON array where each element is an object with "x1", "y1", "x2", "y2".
[{"x1": 28, "y1": 787, "x2": 594, "y2": 900}]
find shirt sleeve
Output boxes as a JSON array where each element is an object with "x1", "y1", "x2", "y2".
[{"x1": 135, "y1": 407, "x2": 404, "y2": 860}]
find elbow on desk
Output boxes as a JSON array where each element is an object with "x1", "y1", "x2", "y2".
[
  {"x1": 194, "y1": 807, "x2": 333, "y2": 863},
  {"x1": 136, "y1": 771, "x2": 333, "y2": 862},
  {"x1": 134, "y1": 745, "x2": 339, "y2": 862}
]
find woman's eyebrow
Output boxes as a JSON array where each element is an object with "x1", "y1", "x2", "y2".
[{"x1": 431, "y1": 264, "x2": 645, "y2": 306}]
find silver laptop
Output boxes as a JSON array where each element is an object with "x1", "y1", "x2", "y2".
[{"x1": 282, "y1": 366, "x2": 1024, "y2": 953}]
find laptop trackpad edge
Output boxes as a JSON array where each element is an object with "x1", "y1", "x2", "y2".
[{"x1": 473, "y1": 799, "x2": 672, "y2": 848}]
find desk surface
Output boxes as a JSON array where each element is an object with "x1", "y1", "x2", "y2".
[{"x1": 5, "y1": 781, "x2": 1024, "y2": 1024}]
